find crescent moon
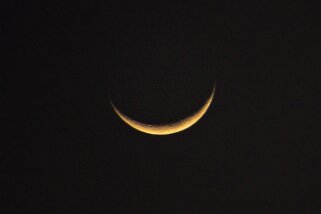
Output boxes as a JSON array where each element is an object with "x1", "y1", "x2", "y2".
[{"x1": 111, "y1": 84, "x2": 215, "y2": 135}]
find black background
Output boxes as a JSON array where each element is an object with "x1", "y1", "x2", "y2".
[{"x1": 2, "y1": 1, "x2": 320, "y2": 213}]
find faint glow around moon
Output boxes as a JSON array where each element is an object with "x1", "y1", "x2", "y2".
[{"x1": 111, "y1": 84, "x2": 215, "y2": 135}]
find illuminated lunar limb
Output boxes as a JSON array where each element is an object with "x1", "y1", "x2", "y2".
[{"x1": 111, "y1": 84, "x2": 215, "y2": 135}]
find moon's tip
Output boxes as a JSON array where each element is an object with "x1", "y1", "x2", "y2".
[{"x1": 109, "y1": 100, "x2": 116, "y2": 108}]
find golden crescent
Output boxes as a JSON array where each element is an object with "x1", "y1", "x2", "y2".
[{"x1": 111, "y1": 84, "x2": 215, "y2": 135}]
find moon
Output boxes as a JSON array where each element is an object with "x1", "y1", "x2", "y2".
[{"x1": 111, "y1": 84, "x2": 215, "y2": 135}]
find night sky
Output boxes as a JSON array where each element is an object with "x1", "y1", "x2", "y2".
[{"x1": 2, "y1": 1, "x2": 319, "y2": 213}]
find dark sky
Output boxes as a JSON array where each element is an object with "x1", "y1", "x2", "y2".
[{"x1": 2, "y1": 1, "x2": 319, "y2": 213}]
